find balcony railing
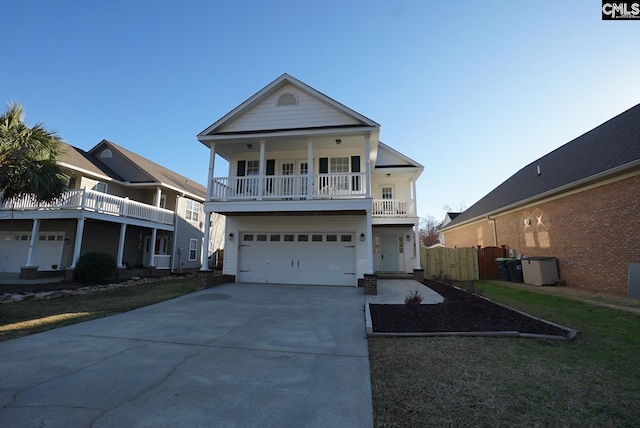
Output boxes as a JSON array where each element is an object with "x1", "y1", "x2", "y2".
[
  {"x1": 209, "y1": 173, "x2": 367, "y2": 200},
  {"x1": 372, "y1": 199, "x2": 415, "y2": 217},
  {"x1": 1, "y1": 189, "x2": 175, "y2": 225}
]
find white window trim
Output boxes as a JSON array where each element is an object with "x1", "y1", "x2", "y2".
[
  {"x1": 185, "y1": 199, "x2": 200, "y2": 223},
  {"x1": 189, "y1": 238, "x2": 198, "y2": 261}
]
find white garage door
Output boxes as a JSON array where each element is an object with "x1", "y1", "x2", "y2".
[
  {"x1": 0, "y1": 232, "x2": 65, "y2": 273},
  {"x1": 238, "y1": 232, "x2": 356, "y2": 286}
]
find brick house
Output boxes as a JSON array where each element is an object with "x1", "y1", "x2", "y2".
[{"x1": 440, "y1": 104, "x2": 640, "y2": 296}]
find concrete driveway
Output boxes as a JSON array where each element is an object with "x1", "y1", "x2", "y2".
[{"x1": 0, "y1": 282, "x2": 372, "y2": 427}]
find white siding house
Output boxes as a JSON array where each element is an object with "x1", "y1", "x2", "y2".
[{"x1": 198, "y1": 74, "x2": 423, "y2": 286}]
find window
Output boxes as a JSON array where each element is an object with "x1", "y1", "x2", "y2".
[
  {"x1": 341, "y1": 235, "x2": 352, "y2": 242},
  {"x1": 297, "y1": 234, "x2": 308, "y2": 242},
  {"x1": 312, "y1": 234, "x2": 323, "y2": 242},
  {"x1": 100, "y1": 149, "x2": 112, "y2": 158},
  {"x1": 330, "y1": 157, "x2": 349, "y2": 173},
  {"x1": 257, "y1": 234, "x2": 267, "y2": 242},
  {"x1": 93, "y1": 182, "x2": 107, "y2": 193},
  {"x1": 189, "y1": 239, "x2": 198, "y2": 261},
  {"x1": 398, "y1": 236, "x2": 404, "y2": 254},
  {"x1": 277, "y1": 93, "x2": 298, "y2": 106},
  {"x1": 381, "y1": 186, "x2": 393, "y2": 199},
  {"x1": 247, "y1": 160, "x2": 260, "y2": 176},
  {"x1": 185, "y1": 199, "x2": 200, "y2": 222},
  {"x1": 243, "y1": 234, "x2": 254, "y2": 242},
  {"x1": 326, "y1": 234, "x2": 337, "y2": 242},
  {"x1": 284, "y1": 234, "x2": 294, "y2": 242},
  {"x1": 270, "y1": 234, "x2": 281, "y2": 242}
]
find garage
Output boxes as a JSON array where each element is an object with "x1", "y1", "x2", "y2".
[
  {"x1": 0, "y1": 232, "x2": 65, "y2": 273},
  {"x1": 237, "y1": 232, "x2": 356, "y2": 286}
]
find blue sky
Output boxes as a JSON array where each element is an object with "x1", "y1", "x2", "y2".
[{"x1": 2, "y1": 1, "x2": 639, "y2": 221}]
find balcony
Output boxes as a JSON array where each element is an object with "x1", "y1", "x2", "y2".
[
  {"x1": 1, "y1": 189, "x2": 175, "y2": 225},
  {"x1": 372, "y1": 199, "x2": 415, "y2": 218},
  {"x1": 209, "y1": 173, "x2": 367, "y2": 200}
]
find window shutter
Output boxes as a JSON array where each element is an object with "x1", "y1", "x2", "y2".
[
  {"x1": 237, "y1": 160, "x2": 246, "y2": 177},
  {"x1": 319, "y1": 158, "x2": 328, "y2": 174},
  {"x1": 266, "y1": 159, "x2": 275, "y2": 175},
  {"x1": 351, "y1": 156, "x2": 361, "y2": 192},
  {"x1": 350, "y1": 156, "x2": 361, "y2": 172}
]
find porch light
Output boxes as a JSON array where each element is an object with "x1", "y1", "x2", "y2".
[
  {"x1": 228, "y1": 233, "x2": 234, "y2": 241},
  {"x1": 247, "y1": 144, "x2": 253, "y2": 149},
  {"x1": 386, "y1": 173, "x2": 390, "y2": 177},
  {"x1": 335, "y1": 139, "x2": 342, "y2": 145},
  {"x1": 360, "y1": 233, "x2": 365, "y2": 241},
  {"x1": 406, "y1": 234, "x2": 411, "y2": 241}
]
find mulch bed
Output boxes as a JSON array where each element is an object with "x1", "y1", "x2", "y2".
[{"x1": 369, "y1": 280, "x2": 572, "y2": 337}]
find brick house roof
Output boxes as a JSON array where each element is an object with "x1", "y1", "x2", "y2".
[{"x1": 443, "y1": 103, "x2": 640, "y2": 230}]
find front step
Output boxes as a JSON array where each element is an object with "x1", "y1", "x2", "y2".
[{"x1": 376, "y1": 272, "x2": 413, "y2": 280}]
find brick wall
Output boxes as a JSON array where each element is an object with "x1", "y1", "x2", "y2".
[{"x1": 443, "y1": 173, "x2": 640, "y2": 295}]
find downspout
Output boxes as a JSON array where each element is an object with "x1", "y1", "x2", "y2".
[{"x1": 487, "y1": 215, "x2": 498, "y2": 247}]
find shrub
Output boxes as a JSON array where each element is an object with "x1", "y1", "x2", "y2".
[
  {"x1": 74, "y1": 252, "x2": 117, "y2": 284},
  {"x1": 404, "y1": 289, "x2": 423, "y2": 313}
]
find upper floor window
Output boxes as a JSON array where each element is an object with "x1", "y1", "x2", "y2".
[
  {"x1": 277, "y1": 93, "x2": 298, "y2": 106},
  {"x1": 247, "y1": 160, "x2": 260, "y2": 176},
  {"x1": 185, "y1": 199, "x2": 200, "y2": 222},
  {"x1": 330, "y1": 157, "x2": 349, "y2": 173},
  {"x1": 93, "y1": 182, "x2": 108, "y2": 193}
]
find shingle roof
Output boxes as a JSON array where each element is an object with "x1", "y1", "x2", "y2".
[
  {"x1": 444, "y1": 103, "x2": 640, "y2": 229},
  {"x1": 60, "y1": 141, "x2": 206, "y2": 200},
  {"x1": 93, "y1": 140, "x2": 206, "y2": 198},
  {"x1": 60, "y1": 144, "x2": 124, "y2": 181}
]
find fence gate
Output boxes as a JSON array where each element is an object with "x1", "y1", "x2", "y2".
[{"x1": 478, "y1": 246, "x2": 506, "y2": 280}]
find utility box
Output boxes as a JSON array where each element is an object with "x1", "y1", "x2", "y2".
[{"x1": 521, "y1": 257, "x2": 559, "y2": 286}]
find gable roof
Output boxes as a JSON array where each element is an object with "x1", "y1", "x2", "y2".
[
  {"x1": 60, "y1": 140, "x2": 206, "y2": 200},
  {"x1": 375, "y1": 141, "x2": 424, "y2": 171},
  {"x1": 90, "y1": 140, "x2": 207, "y2": 199},
  {"x1": 443, "y1": 103, "x2": 640, "y2": 230},
  {"x1": 198, "y1": 73, "x2": 379, "y2": 139}
]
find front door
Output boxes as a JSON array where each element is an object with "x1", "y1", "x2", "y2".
[
  {"x1": 380, "y1": 235, "x2": 398, "y2": 272},
  {"x1": 281, "y1": 160, "x2": 308, "y2": 198}
]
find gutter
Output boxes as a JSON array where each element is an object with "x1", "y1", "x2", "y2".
[{"x1": 442, "y1": 159, "x2": 640, "y2": 232}]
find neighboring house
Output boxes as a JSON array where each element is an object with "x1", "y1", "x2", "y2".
[
  {"x1": 0, "y1": 140, "x2": 224, "y2": 276},
  {"x1": 440, "y1": 103, "x2": 640, "y2": 296},
  {"x1": 197, "y1": 74, "x2": 423, "y2": 286},
  {"x1": 438, "y1": 212, "x2": 461, "y2": 246}
]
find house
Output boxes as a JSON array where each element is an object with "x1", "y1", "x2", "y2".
[
  {"x1": 440, "y1": 103, "x2": 640, "y2": 296},
  {"x1": 197, "y1": 74, "x2": 423, "y2": 286},
  {"x1": 438, "y1": 212, "x2": 461, "y2": 246},
  {"x1": 0, "y1": 140, "x2": 224, "y2": 278}
]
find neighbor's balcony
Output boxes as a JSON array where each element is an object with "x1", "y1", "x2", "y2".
[
  {"x1": 372, "y1": 199, "x2": 415, "y2": 218},
  {"x1": 1, "y1": 188, "x2": 175, "y2": 225},
  {"x1": 209, "y1": 173, "x2": 367, "y2": 200}
]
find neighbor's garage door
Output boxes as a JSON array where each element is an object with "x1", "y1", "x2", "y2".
[
  {"x1": 0, "y1": 232, "x2": 65, "y2": 273},
  {"x1": 238, "y1": 232, "x2": 356, "y2": 286}
]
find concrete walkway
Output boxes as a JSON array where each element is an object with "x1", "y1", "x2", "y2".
[{"x1": 0, "y1": 282, "x2": 373, "y2": 427}]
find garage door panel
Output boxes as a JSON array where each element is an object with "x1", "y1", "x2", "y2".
[{"x1": 237, "y1": 233, "x2": 356, "y2": 286}]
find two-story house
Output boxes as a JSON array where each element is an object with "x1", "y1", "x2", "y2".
[
  {"x1": 0, "y1": 140, "x2": 224, "y2": 278},
  {"x1": 198, "y1": 74, "x2": 423, "y2": 286}
]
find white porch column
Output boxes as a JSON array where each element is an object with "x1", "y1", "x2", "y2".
[
  {"x1": 207, "y1": 143, "x2": 216, "y2": 199},
  {"x1": 25, "y1": 219, "x2": 40, "y2": 267},
  {"x1": 117, "y1": 223, "x2": 127, "y2": 268},
  {"x1": 411, "y1": 174, "x2": 418, "y2": 216},
  {"x1": 155, "y1": 187, "x2": 162, "y2": 208},
  {"x1": 307, "y1": 139, "x2": 314, "y2": 199},
  {"x1": 149, "y1": 228, "x2": 157, "y2": 267},
  {"x1": 364, "y1": 134, "x2": 371, "y2": 198},
  {"x1": 414, "y1": 220, "x2": 421, "y2": 269},
  {"x1": 200, "y1": 211, "x2": 211, "y2": 271},
  {"x1": 257, "y1": 140, "x2": 266, "y2": 200},
  {"x1": 70, "y1": 216, "x2": 85, "y2": 268},
  {"x1": 366, "y1": 209, "x2": 373, "y2": 274}
]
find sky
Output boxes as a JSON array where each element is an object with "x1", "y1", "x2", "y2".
[{"x1": 2, "y1": 1, "x2": 639, "y2": 222}]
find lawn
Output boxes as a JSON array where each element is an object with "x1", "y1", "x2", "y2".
[
  {"x1": 368, "y1": 280, "x2": 640, "y2": 427},
  {"x1": 0, "y1": 277, "x2": 199, "y2": 342}
]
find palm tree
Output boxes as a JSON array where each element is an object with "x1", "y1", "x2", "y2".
[{"x1": 0, "y1": 103, "x2": 67, "y2": 204}]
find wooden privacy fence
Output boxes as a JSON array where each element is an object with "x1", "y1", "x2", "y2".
[{"x1": 420, "y1": 247, "x2": 479, "y2": 281}]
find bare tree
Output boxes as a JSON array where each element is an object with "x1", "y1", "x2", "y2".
[{"x1": 419, "y1": 216, "x2": 441, "y2": 247}]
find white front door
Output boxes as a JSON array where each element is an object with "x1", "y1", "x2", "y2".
[
  {"x1": 238, "y1": 232, "x2": 356, "y2": 286},
  {"x1": 281, "y1": 160, "x2": 308, "y2": 198}
]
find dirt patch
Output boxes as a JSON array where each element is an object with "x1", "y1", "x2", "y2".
[{"x1": 369, "y1": 280, "x2": 572, "y2": 337}]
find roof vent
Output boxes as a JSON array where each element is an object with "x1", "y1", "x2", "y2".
[
  {"x1": 100, "y1": 149, "x2": 112, "y2": 159},
  {"x1": 536, "y1": 165, "x2": 541, "y2": 176},
  {"x1": 277, "y1": 93, "x2": 298, "y2": 106}
]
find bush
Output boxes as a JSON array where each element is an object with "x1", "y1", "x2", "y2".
[
  {"x1": 74, "y1": 252, "x2": 117, "y2": 284},
  {"x1": 404, "y1": 289, "x2": 423, "y2": 313}
]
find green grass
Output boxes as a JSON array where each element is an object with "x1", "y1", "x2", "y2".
[
  {"x1": 369, "y1": 280, "x2": 640, "y2": 427},
  {"x1": 0, "y1": 277, "x2": 199, "y2": 342}
]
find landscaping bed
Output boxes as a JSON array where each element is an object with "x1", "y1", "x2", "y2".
[{"x1": 369, "y1": 280, "x2": 573, "y2": 337}]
